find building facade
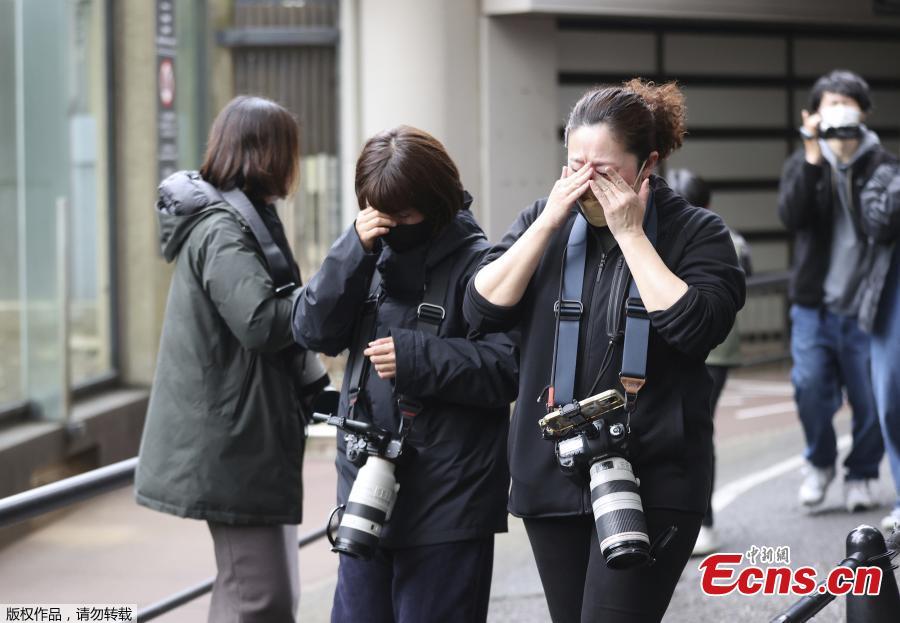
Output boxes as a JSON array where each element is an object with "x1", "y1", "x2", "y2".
[{"x1": 1, "y1": 0, "x2": 899, "y2": 513}]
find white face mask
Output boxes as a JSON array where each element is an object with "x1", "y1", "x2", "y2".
[{"x1": 819, "y1": 105, "x2": 862, "y2": 131}]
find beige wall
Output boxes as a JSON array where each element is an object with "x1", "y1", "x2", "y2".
[
  {"x1": 480, "y1": 15, "x2": 558, "y2": 240},
  {"x1": 341, "y1": 2, "x2": 561, "y2": 240},
  {"x1": 342, "y1": 0, "x2": 483, "y2": 226},
  {"x1": 114, "y1": 0, "x2": 173, "y2": 386},
  {"x1": 208, "y1": 0, "x2": 235, "y2": 117},
  {"x1": 113, "y1": 1, "x2": 233, "y2": 387}
]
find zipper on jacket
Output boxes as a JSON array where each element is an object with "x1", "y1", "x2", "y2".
[
  {"x1": 606, "y1": 256, "x2": 627, "y2": 340},
  {"x1": 583, "y1": 253, "x2": 607, "y2": 357},
  {"x1": 580, "y1": 253, "x2": 607, "y2": 403},
  {"x1": 595, "y1": 253, "x2": 608, "y2": 284}
]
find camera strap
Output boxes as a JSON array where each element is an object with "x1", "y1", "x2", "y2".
[
  {"x1": 212, "y1": 183, "x2": 299, "y2": 295},
  {"x1": 620, "y1": 192, "x2": 657, "y2": 413},
  {"x1": 548, "y1": 193, "x2": 658, "y2": 413},
  {"x1": 548, "y1": 215, "x2": 588, "y2": 407},
  {"x1": 346, "y1": 253, "x2": 454, "y2": 432},
  {"x1": 346, "y1": 271, "x2": 383, "y2": 419}
]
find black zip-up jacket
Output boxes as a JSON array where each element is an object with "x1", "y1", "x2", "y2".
[
  {"x1": 292, "y1": 201, "x2": 519, "y2": 547},
  {"x1": 463, "y1": 176, "x2": 745, "y2": 517},
  {"x1": 777, "y1": 145, "x2": 898, "y2": 311}
]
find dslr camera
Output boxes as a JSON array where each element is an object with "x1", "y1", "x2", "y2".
[
  {"x1": 539, "y1": 389, "x2": 652, "y2": 569},
  {"x1": 312, "y1": 391, "x2": 403, "y2": 560}
]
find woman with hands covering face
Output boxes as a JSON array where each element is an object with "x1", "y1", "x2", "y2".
[
  {"x1": 292, "y1": 126, "x2": 518, "y2": 623},
  {"x1": 464, "y1": 80, "x2": 746, "y2": 623}
]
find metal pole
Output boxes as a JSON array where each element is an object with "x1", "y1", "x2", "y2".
[
  {"x1": 0, "y1": 457, "x2": 137, "y2": 528},
  {"x1": 57, "y1": 197, "x2": 71, "y2": 424}
]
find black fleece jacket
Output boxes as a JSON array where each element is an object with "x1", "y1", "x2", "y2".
[{"x1": 463, "y1": 176, "x2": 745, "y2": 517}]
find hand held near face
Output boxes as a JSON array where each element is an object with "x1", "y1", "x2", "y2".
[{"x1": 578, "y1": 159, "x2": 646, "y2": 228}]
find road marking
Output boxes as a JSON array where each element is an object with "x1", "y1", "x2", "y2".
[
  {"x1": 726, "y1": 379, "x2": 794, "y2": 396},
  {"x1": 712, "y1": 434, "x2": 852, "y2": 514},
  {"x1": 717, "y1": 395, "x2": 745, "y2": 408},
  {"x1": 735, "y1": 401, "x2": 797, "y2": 420}
]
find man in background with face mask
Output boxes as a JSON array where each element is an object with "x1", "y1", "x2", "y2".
[{"x1": 778, "y1": 70, "x2": 895, "y2": 514}]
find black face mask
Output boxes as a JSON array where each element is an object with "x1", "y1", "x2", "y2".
[{"x1": 382, "y1": 220, "x2": 432, "y2": 253}]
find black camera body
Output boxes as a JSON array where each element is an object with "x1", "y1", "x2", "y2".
[
  {"x1": 554, "y1": 416, "x2": 630, "y2": 474},
  {"x1": 312, "y1": 401, "x2": 404, "y2": 560},
  {"x1": 540, "y1": 390, "x2": 652, "y2": 569},
  {"x1": 337, "y1": 418, "x2": 404, "y2": 467}
]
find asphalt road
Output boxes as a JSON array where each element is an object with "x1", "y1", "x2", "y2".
[{"x1": 1, "y1": 363, "x2": 897, "y2": 622}]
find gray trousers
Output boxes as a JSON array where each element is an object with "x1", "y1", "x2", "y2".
[{"x1": 207, "y1": 522, "x2": 299, "y2": 623}]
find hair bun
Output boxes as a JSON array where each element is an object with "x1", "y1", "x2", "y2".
[{"x1": 624, "y1": 79, "x2": 686, "y2": 160}]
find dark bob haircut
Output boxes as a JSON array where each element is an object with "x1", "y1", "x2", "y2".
[
  {"x1": 200, "y1": 95, "x2": 300, "y2": 203},
  {"x1": 354, "y1": 125, "x2": 463, "y2": 232},
  {"x1": 808, "y1": 70, "x2": 872, "y2": 113},
  {"x1": 666, "y1": 168, "x2": 710, "y2": 209}
]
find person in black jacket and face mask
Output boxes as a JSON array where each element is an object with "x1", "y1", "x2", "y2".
[
  {"x1": 464, "y1": 80, "x2": 745, "y2": 623},
  {"x1": 292, "y1": 125, "x2": 518, "y2": 623}
]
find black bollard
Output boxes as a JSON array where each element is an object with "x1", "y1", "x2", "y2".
[
  {"x1": 769, "y1": 525, "x2": 899, "y2": 623},
  {"x1": 845, "y1": 525, "x2": 900, "y2": 623}
]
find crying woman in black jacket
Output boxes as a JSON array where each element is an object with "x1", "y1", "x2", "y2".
[
  {"x1": 292, "y1": 125, "x2": 518, "y2": 623},
  {"x1": 464, "y1": 80, "x2": 746, "y2": 622}
]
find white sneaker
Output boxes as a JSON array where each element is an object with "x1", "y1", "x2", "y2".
[
  {"x1": 845, "y1": 479, "x2": 877, "y2": 512},
  {"x1": 692, "y1": 526, "x2": 719, "y2": 557},
  {"x1": 798, "y1": 463, "x2": 835, "y2": 507},
  {"x1": 880, "y1": 508, "x2": 900, "y2": 533}
]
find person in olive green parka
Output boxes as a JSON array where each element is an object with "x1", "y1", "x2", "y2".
[{"x1": 135, "y1": 96, "x2": 313, "y2": 623}]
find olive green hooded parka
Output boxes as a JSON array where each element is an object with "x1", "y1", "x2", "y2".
[{"x1": 135, "y1": 171, "x2": 304, "y2": 524}]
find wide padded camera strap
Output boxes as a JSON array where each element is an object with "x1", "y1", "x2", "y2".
[
  {"x1": 549, "y1": 194, "x2": 658, "y2": 411},
  {"x1": 620, "y1": 193, "x2": 657, "y2": 411},
  {"x1": 549, "y1": 215, "x2": 588, "y2": 407}
]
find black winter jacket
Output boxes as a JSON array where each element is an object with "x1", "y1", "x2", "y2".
[
  {"x1": 777, "y1": 145, "x2": 898, "y2": 321},
  {"x1": 860, "y1": 162, "x2": 900, "y2": 331},
  {"x1": 463, "y1": 176, "x2": 745, "y2": 518},
  {"x1": 292, "y1": 202, "x2": 519, "y2": 547}
]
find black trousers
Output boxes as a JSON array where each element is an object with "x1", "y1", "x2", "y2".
[
  {"x1": 524, "y1": 510, "x2": 703, "y2": 623},
  {"x1": 331, "y1": 536, "x2": 495, "y2": 623},
  {"x1": 705, "y1": 364, "x2": 730, "y2": 527}
]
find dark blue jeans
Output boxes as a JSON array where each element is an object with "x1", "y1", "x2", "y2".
[
  {"x1": 331, "y1": 537, "x2": 494, "y2": 623},
  {"x1": 790, "y1": 304, "x2": 883, "y2": 480},
  {"x1": 871, "y1": 247, "x2": 900, "y2": 510}
]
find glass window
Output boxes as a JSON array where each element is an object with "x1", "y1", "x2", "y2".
[
  {"x1": 0, "y1": 0, "x2": 21, "y2": 406},
  {"x1": 0, "y1": 0, "x2": 112, "y2": 418}
]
